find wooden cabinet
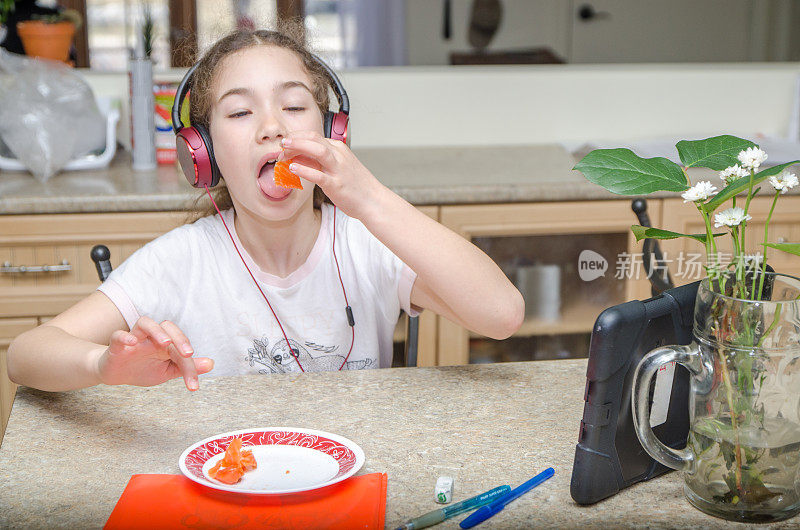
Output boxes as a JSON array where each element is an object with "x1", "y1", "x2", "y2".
[
  {"x1": 436, "y1": 199, "x2": 660, "y2": 366},
  {"x1": 0, "y1": 212, "x2": 188, "y2": 319},
  {"x1": 658, "y1": 196, "x2": 800, "y2": 285},
  {"x1": 0, "y1": 318, "x2": 37, "y2": 444}
]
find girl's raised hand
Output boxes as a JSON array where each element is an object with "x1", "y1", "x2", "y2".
[
  {"x1": 96, "y1": 316, "x2": 213, "y2": 391},
  {"x1": 278, "y1": 131, "x2": 385, "y2": 220}
]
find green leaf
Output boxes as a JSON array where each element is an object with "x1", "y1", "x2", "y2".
[
  {"x1": 676, "y1": 135, "x2": 757, "y2": 170},
  {"x1": 702, "y1": 160, "x2": 800, "y2": 212},
  {"x1": 764, "y1": 242, "x2": 800, "y2": 257},
  {"x1": 573, "y1": 149, "x2": 688, "y2": 195},
  {"x1": 631, "y1": 225, "x2": 724, "y2": 243}
]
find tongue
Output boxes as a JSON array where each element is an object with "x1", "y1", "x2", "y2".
[{"x1": 257, "y1": 165, "x2": 291, "y2": 199}]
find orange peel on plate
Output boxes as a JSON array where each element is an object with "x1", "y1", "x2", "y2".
[{"x1": 208, "y1": 438, "x2": 257, "y2": 484}]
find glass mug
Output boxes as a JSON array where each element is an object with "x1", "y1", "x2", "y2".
[{"x1": 632, "y1": 272, "x2": 800, "y2": 523}]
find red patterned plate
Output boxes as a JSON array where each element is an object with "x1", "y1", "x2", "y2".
[{"x1": 179, "y1": 427, "x2": 365, "y2": 494}]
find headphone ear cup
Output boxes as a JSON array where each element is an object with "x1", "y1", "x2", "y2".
[
  {"x1": 175, "y1": 125, "x2": 221, "y2": 189},
  {"x1": 323, "y1": 111, "x2": 334, "y2": 139},
  {"x1": 194, "y1": 125, "x2": 221, "y2": 188},
  {"x1": 327, "y1": 112, "x2": 349, "y2": 144}
]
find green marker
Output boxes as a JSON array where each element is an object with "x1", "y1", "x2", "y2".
[{"x1": 395, "y1": 485, "x2": 511, "y2": 530}]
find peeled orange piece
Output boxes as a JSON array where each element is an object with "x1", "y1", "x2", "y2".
[
  {"x1": 274, "y1": 159, "x2": 303, "y2": 189},
  {"x1": 208, "y1": 438, "x2": 257, "y2": 484}
]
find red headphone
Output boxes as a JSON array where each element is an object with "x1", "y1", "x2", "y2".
[{"x1": 171, "y1": 52, "x2": 350, "y2": 189}]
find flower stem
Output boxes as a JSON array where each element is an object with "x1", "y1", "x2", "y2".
[
  {"x1": 717, "y1": 328, "x2": 745, "y2": 496},
  {"x1": 757, "y1": 193, "x2": 780, "y2": 300},
  {"x1": 742, "y1": 169, "x2": 756, "y2": 255},
  {"x1": 731, "y1": 229, "x2": 745, "y2": 297},
  {"x1": 699, "y1": 206, "x2": 720, "y2": 286}
]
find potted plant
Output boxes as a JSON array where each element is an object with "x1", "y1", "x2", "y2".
[
  {"x1": 575, "y1": 136, "x2": 800, "y2": 523},
  {"x1": 16, "y1": 8, "x2": 81, "y2": 64},
  {"x1": 0, "y1": 0, "x2": 15, "y2": 45}
]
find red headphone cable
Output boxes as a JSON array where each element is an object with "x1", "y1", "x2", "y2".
[
  {"x1": 332, "y1": 205, "x2": 355, "y2": 369},
  {"x1": 203, "y1": 185, "x2": 354, "y2": 372}
]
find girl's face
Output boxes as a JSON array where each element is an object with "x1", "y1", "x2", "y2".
[{"x1": 209, "y1": 45, "x2": 323, "y2": 222}]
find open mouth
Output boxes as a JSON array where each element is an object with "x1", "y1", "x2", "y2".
[{"x1": 256, "y1": 155, "x2": 291, "y2": 201}]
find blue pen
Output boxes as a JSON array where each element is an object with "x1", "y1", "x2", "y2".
[
  {"x1": 394, "y1": 485, "x2": 511, "y2": 530},
  {"x1": 459, "y1": 468, "x2": 555, "y2": 529}
]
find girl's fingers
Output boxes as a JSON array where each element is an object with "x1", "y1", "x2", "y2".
[
  {"x1": 193, "y1": 357, "x2": 215, "y2": 375},
  {"x1": 131, "y1": 317, "x2": 199, "y2": 391},
  {"x1": 132, "y1": 315, "x2": 172, "y2": 348},
  {"x1": 281, "y1": 137, "x2": 335, "y2": 166},
  {"x1": 160, "y1": 320, "x2": 200, "y2": 391},
  {"x1": 284, "y1": 130, "x2": 322, "y2": 141},
  {"x1": 291, "y1": 154, "x2": 322, "y2": 172},
  {"x1": 159, "y1": 320, "x2": 195, "y2": 358},
  {"x1": 166, "y1": 343, "x2": 199, "y2": 391},
  {"x1": 289, "y1": 162, "x2": 328, "y2": 187},
  {"x1": 109, "y1": 329, "x2": 137, "y2": 350}
]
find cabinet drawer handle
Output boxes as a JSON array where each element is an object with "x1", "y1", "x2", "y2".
[{"x1": 1, "y1": 259, "x2": 71, "y2": 274}]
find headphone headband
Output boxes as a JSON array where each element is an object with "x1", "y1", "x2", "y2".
[
  {"x1": 171, "y1": 52, "x2": 349, "y2": 133},
  {"x1": 171, "y1": 40, "x2": 349, "y2": 189},
  {"x1": 171, "y1": 61, "x2": 199, "y2": 132}
]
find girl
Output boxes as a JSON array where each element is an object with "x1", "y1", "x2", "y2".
[{"x1": 7, "y1": 26, "x2": 524, "y2": 392}]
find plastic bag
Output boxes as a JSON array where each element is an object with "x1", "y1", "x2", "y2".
[{"x1": 0, "y1": 49, "x2": 106, "y2": 182}]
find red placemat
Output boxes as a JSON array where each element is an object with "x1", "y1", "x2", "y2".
[{"x1": 105, "y1": 473, "x2": 387, "y2": 529}]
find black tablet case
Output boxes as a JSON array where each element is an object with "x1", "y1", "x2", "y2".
[{"x1": 570, "y1": 280, "x2": 699, "y2": 505}]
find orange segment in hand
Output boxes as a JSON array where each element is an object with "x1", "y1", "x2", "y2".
[{"x1": 274, "y1": 159, "x2": 303, "y2": 189}]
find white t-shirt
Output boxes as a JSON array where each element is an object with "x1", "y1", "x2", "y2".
[{"x1": 97, "y1": 203, "x2": 418, "y2": 375}]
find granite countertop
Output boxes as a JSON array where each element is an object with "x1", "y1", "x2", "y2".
[
  {"x1": 0, "y1": 144, "x2": 601, "y2": 214},
  {"x1": 1, "y1": 145, "x2": 797, "y2": 215},
  {"x1": 1, "y1": 359, "x2": 794, "y2": 528},
  {"x1": 0, "y1": 145, "x2": 714, "y2": 215}
]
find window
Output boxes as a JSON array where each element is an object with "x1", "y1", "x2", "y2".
[
  {"x1": 73, "y1": 0, "x2": 382, "y2": 70},
  {"x1": 304, "y1": 0, "x2": 352, "y2": 69},
  {"x1": 196, "y1": 0, "x2": 276, "y2": 55},
  {"x1": 87, "y1": 0, "x2": 170, "y2": 70}
]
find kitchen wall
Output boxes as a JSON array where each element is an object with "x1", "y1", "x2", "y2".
[
  {"x1": 406, "y1": 0, "x2": 800, "y2": 65},
  {"x1": 82, "y1": 62, "x2": 800, "y2": 150},
  {"x1": 406, "y1": 0, "x2": 570, "y2": 65}
]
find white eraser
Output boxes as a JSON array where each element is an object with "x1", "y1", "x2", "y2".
[{"x1": 435, "y1": 476, "x2": 453, "y2": 504}]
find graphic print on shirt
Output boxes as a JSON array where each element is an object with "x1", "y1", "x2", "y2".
[{"x1": 245, "y1": 337, "x2": 374, "y2": 373}]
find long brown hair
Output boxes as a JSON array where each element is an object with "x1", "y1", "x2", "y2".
[{"x1": 185, "y1": 21, "x2": 332, "y2": 222}]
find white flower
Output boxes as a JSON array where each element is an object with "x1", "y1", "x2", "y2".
[
  {"x1": 681, "y1": 181, "x2": 717, "y2": 203},
  {"x1": 737, "y1": 147, "x2": 768, "y2": 170},
  {"x1": 719, "y1": 164, "x2": 749, "y2": 184},
  {"x1": 714, "y1": 206, "x2": 752, "y2": 228},
  {"x1": 769, "y1": 171, "x2": 799, "y2": 194}
]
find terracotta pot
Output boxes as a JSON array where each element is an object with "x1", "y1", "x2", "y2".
[{"x1": 16, "y1": 20, "x2": 75, "y2": 63}]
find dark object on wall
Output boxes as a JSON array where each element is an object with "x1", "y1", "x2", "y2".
[
  {"x1": 576, "y1": 3, "x2": 611, "y2": 22},
  {"x1": 442, "y1": 0, "x2": 451, "y2": 40},
  {"x1": 450, "y1": 47, "x2": 565, "y2": 65},
  {"x1": 468, "y1": 0, "x2": 502, "y2": 50}
]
